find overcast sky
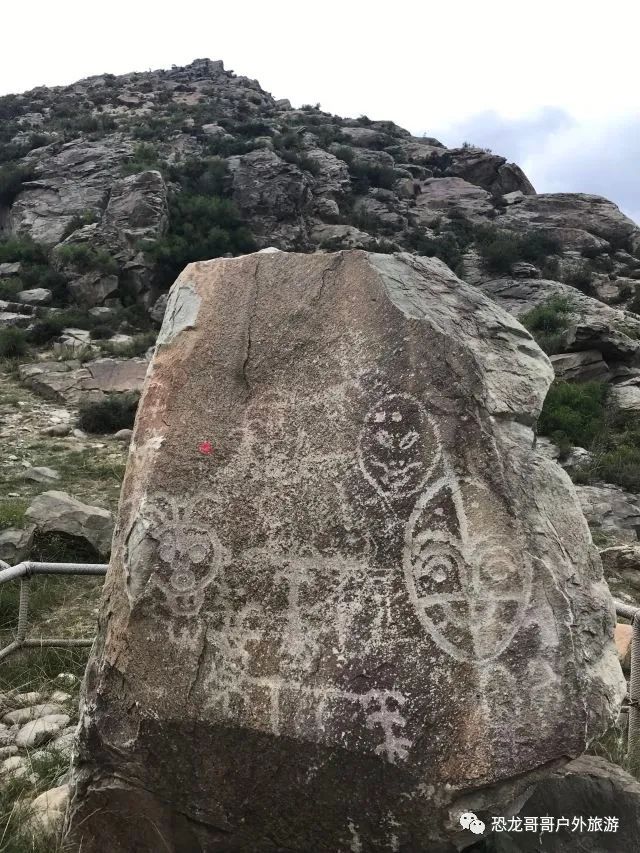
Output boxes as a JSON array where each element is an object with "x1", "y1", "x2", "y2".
[{"x1": 3, "y1": 0, "x2": 640, "y2": 223}]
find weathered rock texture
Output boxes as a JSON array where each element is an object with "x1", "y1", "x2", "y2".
[{"x1": 66, "y1": 250, "x2": 623, "y2": 852}]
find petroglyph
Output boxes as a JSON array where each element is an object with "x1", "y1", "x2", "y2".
[
  {"x1": 131, "y1": 492, "x2": 229, "y2": 616},
  {"x1": 207, "y1": 675, "x2": 411, "y2": 763},
  {"x1": 358, "y1": 392, "x2": 442, "y2": 503},
  {"x1": 360, "y1": 392, "x2": 533, "y2": 663}
]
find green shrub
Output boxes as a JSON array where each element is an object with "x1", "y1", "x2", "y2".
[
  {"x1": 60, "y1": 209, "x2": 99, "y2": 240},
  {"x1": 563, "y1": 262, "x2": 593, "y2": 293},
  {"x1": 519, "y1": 296, "x2": 573, "y2": 354},
  {"x1": 163, "y1": 156, "x2": 227, "y2": 195},
  {"x1": 0, "y1": 237, "x2": 48, "y2": 265},
  {"x1": 144, "y1": 192, "x2": 255, "y2": 288},
  {"x1": 348, "y1": 161, "x2": 396, "y2": 193},
  {"x1": 0, "y1": 327, "x2": 28, "y2": 358},
  {"x1": 0, "y1": 277, "x2": 22, "y2": 300},
  {"x1": 27, "y1": 308, "x2": 98, "y2": 344},
  {"x1": 121, "y1": 142, "x2": 160, "y2": 175},
  {"x1": 475, "y1": 225, "x2": 561, "y2": 274},
  {"x1": 405, "y1": 213, "x2": 474, "y2": 275},
  {"x1": 538, "y1": 381, "x2": 608, "y2": 453},
  {"x1": 78, "y1": 392, "x2": 139, "y2": 433},
  {"x1": 54, "y1": 243, "x2": 118, "y2": 275},
  {"x1": 90, "y1": 323, "x2": 116, "y2": 339}
]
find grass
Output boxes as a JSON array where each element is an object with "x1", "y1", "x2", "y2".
[
  {"x1": 0, "y1": 499, "x2": 28, "y2": 531},
  {"x1": 0, "y1": 329, "x2": 28, "y2": 360}
]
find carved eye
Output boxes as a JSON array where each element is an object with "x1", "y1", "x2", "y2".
[
  {"x1": 188, "y1": 538, "x2": 209, "y2": 564},
  {"x1": 399, "y1": 430, "x2": 419, "y2": 451}
]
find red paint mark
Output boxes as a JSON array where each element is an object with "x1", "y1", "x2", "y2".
[{"x1": 198, "y1": 441, "x2": 213, "y2": 455}]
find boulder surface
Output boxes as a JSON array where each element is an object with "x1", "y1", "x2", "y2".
[{"x1": 65, "y1": 250, "x2": 624, "y2": 852}]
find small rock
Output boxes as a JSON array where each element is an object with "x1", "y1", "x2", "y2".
[
  {"x1": 18, "y1": 288, "x2": 52, "y2": 306},
  {"x1": 25, "y1": 490, "x2": 114, "y2": 557},
  {"x1": 1, "y1": 755, "x2": 29, "y2": 780},
  {"x1": 21, "y1": 465, "x2": 61, "y2": 483},
  {"x1": 49, "y1": 690, "x2": 72, "y2": 704},
  {"x1": 72, "y1": 429, "x2": 87, "y2": 439},
  {"x1": 26, "y1": 784, "x2": 70, "y2": 835},
  {"x1": 2, "y1": 702, "x2": 65, "y2": 726},
  {"x1": 113, "y1": 428, "x2": 133, "y2": 442},
  {"x1": 0, "y1": 526, "x2": 35, "y2": 564},
  {"x1": 55, "y1": 673, "x2": 78, "y2": 686},
  {"x1": 42, "y1": 424, "x2": 72, "y2": 437},
  {"x1": 16, "y1": 714, "x2": 71, "y2": 748},
  {"x1": 0, "y1": 745, "x2": 18, "y2": 759},
  {"x1": 0, "y1": 724, "x2": 13, "y2": 747},
  {"x1": 50, "y1": 730, "x2": 75, "y2": 757}
]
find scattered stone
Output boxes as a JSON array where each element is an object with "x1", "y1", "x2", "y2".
[
  {"x1": 26, "y1": 784, "x2": 70, "y2": 835},
  {"x1": 576, "y1": 485, "x2": 640, "y2": 545},
  {"x1": 113, "y1": 428, "x2": 133, "y2": 442},
  {"x1": 510, "y1": 261, "x2": 539, "y2": 278},
  {"x1": 49, "y1": 690, "x2": 72, "y2": 704},
  {"x1": 149, "y1": 293, "x2": 168, "y2": 323},
  {"x1": 550, "y1": 350, "x2": 611, "y2": 383},
  {"x1": 0, "y1": 755, "x2": 29, "y2": 780},
  {"x1": 21, "y1": 465, "x2": 61, "y2": 483},
  {"x1": 17, "y1": 288, "x2": 52, "y2": 305},
  {"x1": 2, "y1": 703, "x2": 66, "y2": 726},
  {"x1": 25, "y1": 491, "x2": 114, "y2": 557},
  {"x1": 0, "y1": 526, "x2": 35, "y2": 564},
  {"x1": 55, "y1": 673, "x2": 79, "y2": 687},
  {"x1": 42, "y1": 423, "x2": 72, "y2": 437},
  {"x1": 16, "y1": 714, "x2": 71, "y2": 748},
  {"x1": 600, "y1": 545, "x2": 640, "y2": 606},
  {"x1": 0, "y1": 745, "x2": 18, "y2": 759}
]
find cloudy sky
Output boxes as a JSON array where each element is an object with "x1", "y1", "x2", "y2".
[{"x1": 3, "y1": 0, "x2": 640, "y2": 223}]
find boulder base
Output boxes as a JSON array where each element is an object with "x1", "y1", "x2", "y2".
[{"x1": 65, "y1": 250, "x2": 623, "y2": 852}]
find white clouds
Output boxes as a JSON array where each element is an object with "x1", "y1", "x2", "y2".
[
  {"x1": 2, "y1": 1, "x2": 639, "y2": 222},
  {"x1": 435, "y1": 109, "x2": 640, "y2": 226}
]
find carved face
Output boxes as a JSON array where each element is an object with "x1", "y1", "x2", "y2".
[
  {"x1": 143, "y1": 494, "x2": 228, "y2": 616},
  {"x1": 359, "y1": 393, "x2": 441, "y2": 501}
]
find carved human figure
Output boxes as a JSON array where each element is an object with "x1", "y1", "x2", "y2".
[{"x1": 358, "y1": 393, "x2": 442, "y2": 503}]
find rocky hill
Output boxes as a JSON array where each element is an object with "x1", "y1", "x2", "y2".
[{"x1": 2, "y1": 57, "x2": 640, "y2": 848}]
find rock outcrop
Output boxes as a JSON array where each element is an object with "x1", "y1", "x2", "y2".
[{"x1": 65, "y1": 250, "x2": 624, "y2": 852}]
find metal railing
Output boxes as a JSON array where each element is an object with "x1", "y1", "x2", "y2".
[
  {"x1": 0, "y1": 560, "x2": 638, "y2": 770},
  {"x1": 0, "y1": 559, "x2": 108, "y2": 662}
]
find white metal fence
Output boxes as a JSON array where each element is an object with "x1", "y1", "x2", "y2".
[{"x1": 1, "y1": 559, "x2": 638, "y2": 771}]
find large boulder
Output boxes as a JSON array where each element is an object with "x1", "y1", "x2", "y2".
[
  {"x1": 226, "y1": 148, "x2": 313, "y2": 250},
  {"x1": 488, "y1": 756, "x2": 640, "y2": 852},
  {"x1": 65, "y1": 250, "x2": 623, "y2": 852},
  {"x1": 7, "y1": 138, "x2": 133, "y2": 245},
  {"x1": 18, "y1": 357, "x2": 150, "y2": 404},
  {"x1": 497, "y1": 193, "x2": 640, "y2": 253},
  {"x1": 103, "y1": 169, "x2": 169, "y2": 246},
  {"x1": 576, "y1": 485, "x2": 640, "y2": 545},
  {"x1": 25, "y1": 490, "x2": 114, "y2": 557}
]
